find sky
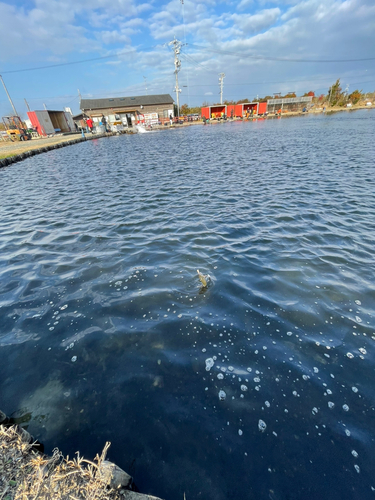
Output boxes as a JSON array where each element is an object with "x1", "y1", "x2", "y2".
[{"x1": 0, "y1": 0, "x2": 374, "y2": 118}]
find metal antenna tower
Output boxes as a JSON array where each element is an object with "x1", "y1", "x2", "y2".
[
  {"x1": 169, "y1": 37, "x2": 185, "y2": 117},
  {"x1": 219, "y1": 73, "x2": 225, "y2": 104}
]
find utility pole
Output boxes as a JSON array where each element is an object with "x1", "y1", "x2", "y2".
[
  {"x1": 24, "y1": 98, "x2": 31, "y2": 112},
  {"x1": 78, "y1": 89, "x2": 82, "y2": 102},
  {"x1": 168, "y1": 37, "x2": 185, "y2": 117},
  {"x1": 0, "y1": 74, "x2": 18, "y2": 116},
  {"x1": 219, "y1": 73, "x2": 225, "y2": 105},
  {"x1": 43, "y1": 103, "x2": 47, "y2": 110}
]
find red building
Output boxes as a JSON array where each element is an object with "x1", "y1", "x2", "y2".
[
  {"x1": 201, "y1": 105, "x2": 227, "y2": 119},
  {"x1": 201, "y1": 102, "x2": 267, "y2": 119}
]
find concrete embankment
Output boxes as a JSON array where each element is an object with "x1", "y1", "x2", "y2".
[
  {"x1": 0, "y1": 409, "x2": 163, "y2": 500},
  {"x1": 0, "y1": 132, "x2": 117, "y2": 168}
]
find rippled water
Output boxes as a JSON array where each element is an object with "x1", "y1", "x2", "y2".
[{"x1": 1, "y1": 110, "x2": 375, "y2": 500}]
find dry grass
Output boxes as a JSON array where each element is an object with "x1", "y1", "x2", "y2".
[{"x1": 0, "y1": 426, "x2": 130, "y2": 500}]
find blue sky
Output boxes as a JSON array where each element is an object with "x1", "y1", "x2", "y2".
[{"x1": 0, "y1": 0, "x2": 374, "y2": 118}]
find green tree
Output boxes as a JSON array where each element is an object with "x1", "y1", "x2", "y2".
[{"x1": 327, "y1": 79, "x2": 343, "y2": 106}]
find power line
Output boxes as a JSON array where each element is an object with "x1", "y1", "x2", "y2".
[
  {"x1": 0, "y1": 47, "x2": 156, "y2": 74},
  {"x1": 189, "y1": 44, "x2": 375, "y2": 63}
]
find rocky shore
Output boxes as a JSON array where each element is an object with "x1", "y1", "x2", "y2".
[
  {"x1": 0, "y1": 131, "x2": 118, "y2": 167},
  {"x1": 0, "y1": 410, "x2": 163, "y2": 500}
]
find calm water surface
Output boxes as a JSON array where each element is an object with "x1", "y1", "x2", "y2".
[{"x1": 1, "y1": 110, "x2": 375, "y2": 500}]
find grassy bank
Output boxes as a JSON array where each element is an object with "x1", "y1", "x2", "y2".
[{"x1": 0, "y1": 425, "x2": 162, "y2": 500}]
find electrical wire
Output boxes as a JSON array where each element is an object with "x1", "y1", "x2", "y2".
[
  {"x1": 189, "y1": 44, "x2": 375, "y2": 63},
  {"x1": 0, "y1": 46, "x2": 156, "y2": 74}
]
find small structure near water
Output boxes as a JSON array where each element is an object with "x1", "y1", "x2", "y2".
[
  {"x1": 201, "y1": 101, "x2": 267, "y2": 119},
  {"x1": 27, "y1": 110, "x2": 75, "y2": 136},
  {"x1": 266, "y1": 96, "x2": 313, "y2": 113}
]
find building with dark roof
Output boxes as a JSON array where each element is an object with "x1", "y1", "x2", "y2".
[{"x1": 80, "y1": 94, "x2": 175, "y2": 126}]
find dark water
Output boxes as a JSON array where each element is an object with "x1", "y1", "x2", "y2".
[{"x1": 1, "y1": 110, "x2": 375, "y2": 500}]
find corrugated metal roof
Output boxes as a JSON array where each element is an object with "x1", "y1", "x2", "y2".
[
  {"x1": 80, "y1": 94, "x2": 174, "y2": 110},
  {"x1": 267, "y1": 96, "x2": 312, "y2": 105}
]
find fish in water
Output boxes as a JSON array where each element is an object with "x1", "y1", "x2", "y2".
[{"x1": 197, "y1": 269, "x2": 209, "y2": 287}]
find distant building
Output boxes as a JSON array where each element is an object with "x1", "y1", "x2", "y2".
[
  {"x1": 266, "y1": 96, "x2": 313, "y2": 113},
  {"x1": 80, "y1": 94, "x2": 175, "y2": 127},
  {"x1": 72, "y1": 112, "x2": 88, "y2": 131}
]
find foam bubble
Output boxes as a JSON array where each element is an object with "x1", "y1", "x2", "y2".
[
  {"x1": 258, "y1": 419, "x2": 267, "y2": 432},
  {"x1": 218, "y1": 390, "x2": 226, "y2": 401},
  {"x1": 205, "y1": 358, "x2": 214, "y2": 371}
]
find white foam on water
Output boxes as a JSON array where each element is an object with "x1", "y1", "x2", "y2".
[
  {"x1": 258, "y1": 419, "x2": 267, "y2": 432},
  {"x1": 218, "y1": 390, "x2": 226, "y2": 401},
  {"x1": 342, "y1": 404, "x2": 349, "y2": 411},
  {"x1": 328, "y1": 401, "x2": 335, "y2": 409},
  {"x1": 240, "y1": 385, "x2": 248, "y2": 392},
  {"x1": 205, "y1": 358, "x2": 214, "y2": 371},
  {"x1": 71, "y1": 356, "x2": 77, "y2": 362},
  {"x1": 352, "y1": 450, "x2": 358, "y2": 458}
]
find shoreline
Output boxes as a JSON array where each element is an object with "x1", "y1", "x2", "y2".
[
  {"x1": 0, "y1": 131, "x2": 117, "y2": 167},
  {"x1": 0, "y1": 408, "x2": 163, "y2": 500},
  {"x1": 0, "y1": 105, "x2": 372, "y2": 166}
]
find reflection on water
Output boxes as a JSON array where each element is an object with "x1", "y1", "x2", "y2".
[{"x1": 1, "y1": 111, "x2": 375, "y2": 500}]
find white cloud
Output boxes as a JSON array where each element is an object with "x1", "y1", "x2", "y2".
[
  {"x1": 238, "y1": 0, "x2": 254, "y2": 10},
  {"x1": 231, "y1": 8, "x2": 281, "y2": 33}
]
